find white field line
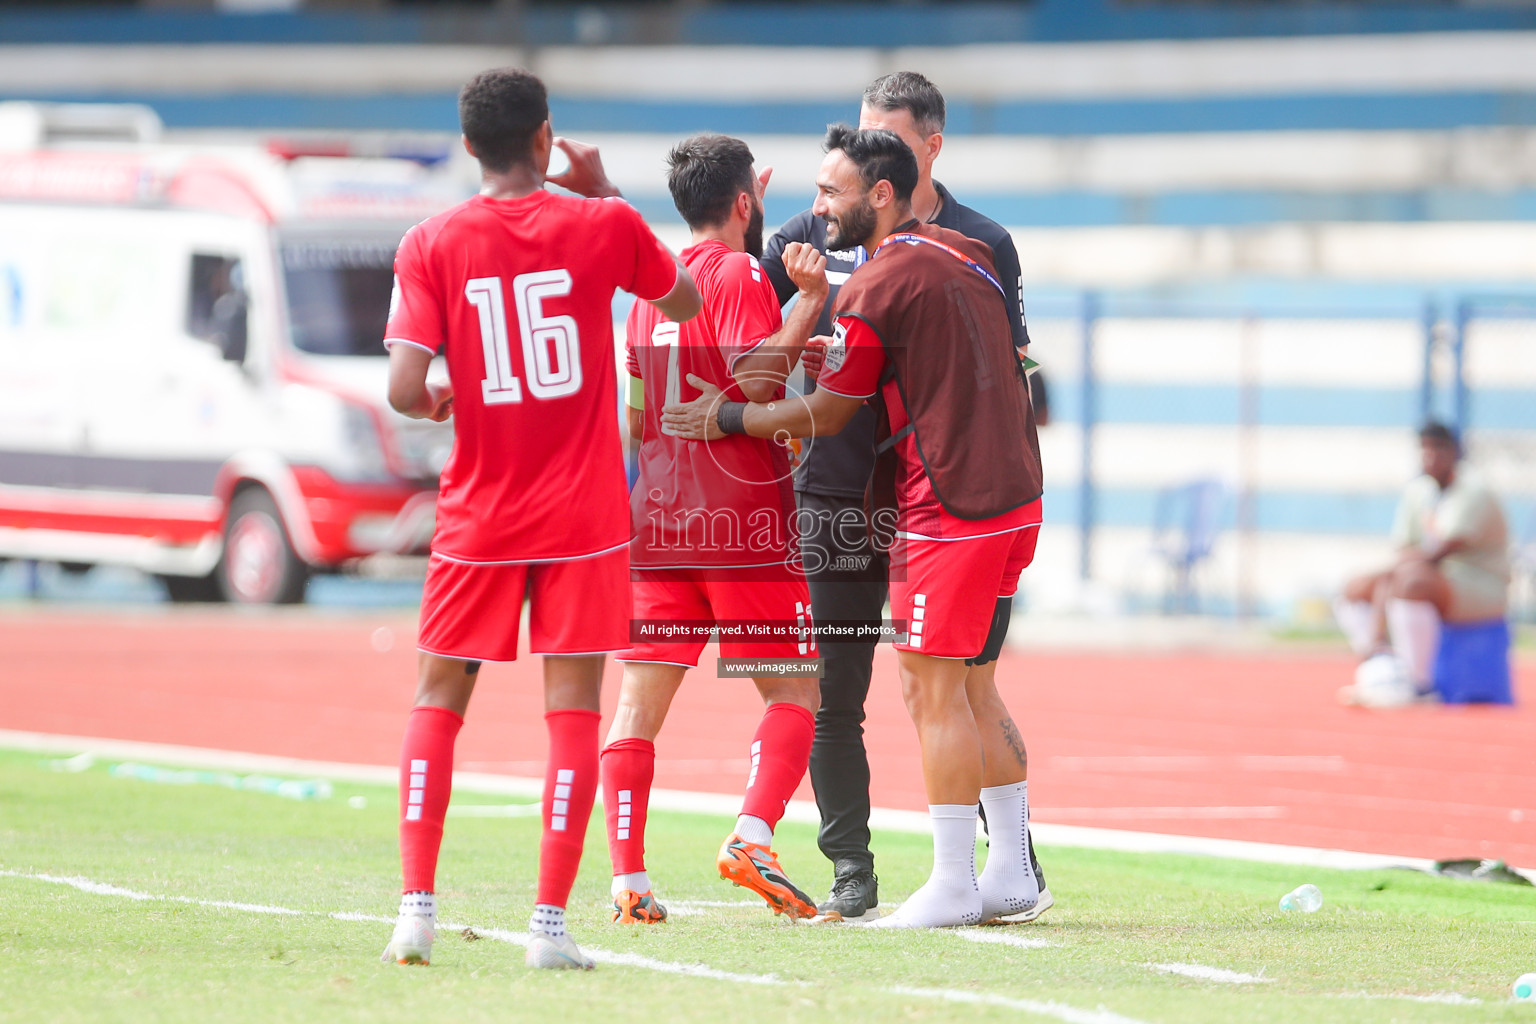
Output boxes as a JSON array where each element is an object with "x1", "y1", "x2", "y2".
[
  {"x1": 1151, "y1": 966, "x2": 1491, "y2": 1004},
  {"x1": 0, "y1": 729, "x2": 1487, "y2": 875},
  {"x1": 954, "y1": 929, "x2": 1058, "y2": 949},
  {"x1": 887, "y1": 987, "x2": 1148, "y2": 1024},
  {"x1": 444, "y1": 923, "x2": 785, "y2": 984},
  {"x1": 1025, "y1": 823, "x2": 1445, "y2": 876},
  {"x1": 664, "y1": 899, "x2": 764, "y2": 918},
  {"x1": 0, "y1": 867, "x2": 1148, "y2": 1024},
  {"x1": 1149, "y1": 962, "x2": 1272, "y2": 984},
  {"x1": 574, "y1": 946, "x2": 781, "y2": 983},
  {"x1": 1336, "y1": 991, "x2": 1484, "y2": 1006},
  {"x1": 0, "y1": 870, "x2": 307, "y2": 916},
  {"x1": 1047, "y1": 807, "x2": 1287, "y2": 821},
  {"x1": 3, "y1": 868, "x2": 1495, "y2": 1011}
]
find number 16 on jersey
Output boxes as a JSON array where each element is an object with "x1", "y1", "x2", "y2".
[{"x1": 465, "y1": 270, "x2": 583, "y2": 405}]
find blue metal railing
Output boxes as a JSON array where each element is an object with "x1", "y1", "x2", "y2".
[
  {"x1": 1033, "y1": 289, "x2": 1536, "y2": 582},
  {"x1": 1446, "y1": 295, "x2": 1536, "y2": 438}
]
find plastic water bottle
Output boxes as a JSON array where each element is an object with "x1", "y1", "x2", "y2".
[
  {"x1": 47, "y1": 752, "x2": 95, "y2": 773},
  {"x1": 1514, "y1": 973, "x2": 1536, "y2": 1001},
  {"x1": 106, "y1": 763, "x2": 331, "y2": 801},
  {"x1": 1278, "y1": 884, "x2": 1322, "y2": 912},
  {"x1": 109, "y1": 762, "x2": 192, "y2": 784},
  {"x1": 240, "y1": 775, "x2": 333, "y2": 801}
]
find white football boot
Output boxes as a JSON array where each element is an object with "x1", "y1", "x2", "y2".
[
  {"x1": 524, "y1": 930, "x2": 595, "y2": 970},
  {"x1": 380, "y1": 912, "x2": 434, "y2": 965}
]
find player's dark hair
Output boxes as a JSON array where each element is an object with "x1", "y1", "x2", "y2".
[
  {"x1": 823, "y1": 124, "x2": 918, "y2": 204},
  {"x1": 1419, "y1": 420, "x2": 1460, "y2": 451},
  {"x1": 665, "y1": 133, "x2": 757, "y2": 230},
  {"x1": 458, "y1": 67, "x2": 549, "y2": 173},
  {"x1": 862, "y1": 70, "x2": 946, "y2": 136}
]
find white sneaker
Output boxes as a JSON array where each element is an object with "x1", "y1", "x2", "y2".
[
  {"x1": 982, "y1": 886, "x2": 1055, "y2": 925},
  {"x1": 380, "y1": 912, "x2": 434, "y2": 965},
  {"x1": 525, "y1": 930, "x2": 595, "y2": 970}
]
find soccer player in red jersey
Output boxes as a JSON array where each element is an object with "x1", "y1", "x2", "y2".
[
  {"x1": 379, "y1": 68, "x2": 701, "y2": 970},
  {"x1": 602, "y1": 134, "x2": 829, "y2": 923},
  {"x1": 664, "y1": 126, "x2": 1043, "y2": 929}
]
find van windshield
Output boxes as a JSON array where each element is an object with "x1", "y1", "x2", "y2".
[{"x1": 281, "y1": 236, "x2": 399, "y2": 357}]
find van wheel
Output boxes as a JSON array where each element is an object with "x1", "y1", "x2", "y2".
[
  {"x1": 157, "y1": 573, "x2": 223, "y2": 603},
  {"x1": 219, "y1": 487, "x2": 309, "y2": 605}
]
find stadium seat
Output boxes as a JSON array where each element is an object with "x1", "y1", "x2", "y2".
[
  {"x1": 1433, "y1": 619, "x2": 1514, "y2": 705},
  {"x1": 1150, "y1": 478, "x2": 1228, "y2": 614},
  {"x1": 1513, "y1": 510, "x2": 1536, "y2": 623}
]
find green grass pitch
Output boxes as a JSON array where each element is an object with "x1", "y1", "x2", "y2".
[{"x1": 2, "y1": 747, "x2": 1534, "y2": 1023}]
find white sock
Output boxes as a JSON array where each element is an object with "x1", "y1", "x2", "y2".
[
  {"x1": 611, "y1": 871, "x2": 652, "y2": 897},
  {"x1": 1386, "y1": 598, "x2": 1441, "y2": 689},
  {"x1": 977, "y1": 781, "x2": 1039, "y2": 919},
  {"x1": 398, "y1": 891, "x2": 436, "y2": 924},
  {"x1": 866, "y1": 804, "x2": 981, "y2": 929},
  {"x1": 529, "y1": 903, "x2": 566, "y2": 940},
  {"x1": 1333, "y1": 597, "x2": 1377, "y2": 656},
  {"x1": 733, "y1": 814, "x2": 773, "y2": 846}
]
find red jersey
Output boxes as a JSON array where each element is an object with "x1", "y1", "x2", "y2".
[
  {"x1": 818, "y1": 315, "x2": 1039, "y2": 541},
  {"x1": 385, "y1": 191, "x2": 678, "y2": 563},
  {"x1": 625, "y1": 241, "x2": 795, "y2": 568}
]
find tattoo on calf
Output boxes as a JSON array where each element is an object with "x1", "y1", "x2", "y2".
[{"x1": 999, "y1": 718, "x2": 1027, "y2": 771}]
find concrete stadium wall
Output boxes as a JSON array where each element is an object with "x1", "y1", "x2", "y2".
[
  {"x1": 1016, "y1": 311, "x2": 1536, "y2": 618},
  {"x1": 4, "y1": 2, "x2": 1536, "y2": 47},
  {"x1": 8, "y1": 32, "x2": 1536, "y2": 141},
  {"x1": 3, "y1": 21, "x2": 1534, "y2": 618},
  {"x1": 11, "y1": 33, "x2": 1536, "y2": 227}
]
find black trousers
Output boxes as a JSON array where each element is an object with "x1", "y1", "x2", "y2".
[{"x1": 798, "y1": 490, "x2": 888, "y2": 871}]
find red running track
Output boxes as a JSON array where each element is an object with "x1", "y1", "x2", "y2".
[{"x1": 3, "y1": 609, "x2": 1532, "y2": 867}]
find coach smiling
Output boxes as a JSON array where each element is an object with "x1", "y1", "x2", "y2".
[{"x1": 758, "y1": 71, "x2": 1048, "y2": 923}]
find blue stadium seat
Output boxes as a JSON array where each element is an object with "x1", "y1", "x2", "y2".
[
  {"x1": 1514, "y1": 509, "x2": 1536, "y2": 623},
  {"x1": 1151, "y1": 478, "x2": 1227, "y2": 614},
  {"x1": 1433, "y1": 619, "x2": 1514, "y2": 705}
]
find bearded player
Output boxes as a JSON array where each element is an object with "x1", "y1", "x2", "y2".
[
  {"x1": 665, "y1": 126, "x2": 1043, "y2": 929},
  {"x1": 380, "y1": 68, "x2": 700, "y2": 970},
  {"x1": 602, "y1": 133, "x2": 829, "y2": 923}
]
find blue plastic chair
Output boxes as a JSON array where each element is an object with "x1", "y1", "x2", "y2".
[
  {"x1": 1150, "y1": 479, "x2": 1227, "y2": 614},
  {"x1": 1434, "y1": 619, "x2": 1514, "y2": 704}
]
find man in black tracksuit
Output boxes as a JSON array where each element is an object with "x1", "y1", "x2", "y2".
[{"x1": 760, "y1": 71, "x2": 1050, "y2": 921}]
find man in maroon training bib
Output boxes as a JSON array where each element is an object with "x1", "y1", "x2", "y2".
[{"x1": 663, "y1": 125, "x2": 1044, "y2": 928}]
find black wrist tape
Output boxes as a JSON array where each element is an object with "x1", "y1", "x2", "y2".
[{"x1": 716, "y1": 402, "x2": 748, "y2": 435}]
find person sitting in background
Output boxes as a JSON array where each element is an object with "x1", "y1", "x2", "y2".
[{"x1": 1335, "y1": 421, "x2": 1511, "y2": 703}]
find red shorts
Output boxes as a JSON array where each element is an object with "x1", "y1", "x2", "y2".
[
  {"x1": 888, "y1": 524, "x2": 1040, "y2": 659},
  {"x1": 620, "y1": 562, "x2": 817, "y2": 668},
  {"x1": 417, "y1": 548, "x2": 630, "y2": 662}
]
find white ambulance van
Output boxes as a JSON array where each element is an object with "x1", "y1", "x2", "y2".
[{"x1": 0, "y1": 104, "x2": 463, "y2": 603}]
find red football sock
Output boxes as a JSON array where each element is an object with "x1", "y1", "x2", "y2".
[
  {"x1": 536, "y1": 708, "x2": 601, "y2": 908},
  {"x1": 398, "y1": 704, "x2": 463, "y2": 894},
  {"x1": 600, "y1": 737, "x2": 656, "y2": 876},
  {"x1": 740, "y1": 701, "x2": 815, "y2": 829}
]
